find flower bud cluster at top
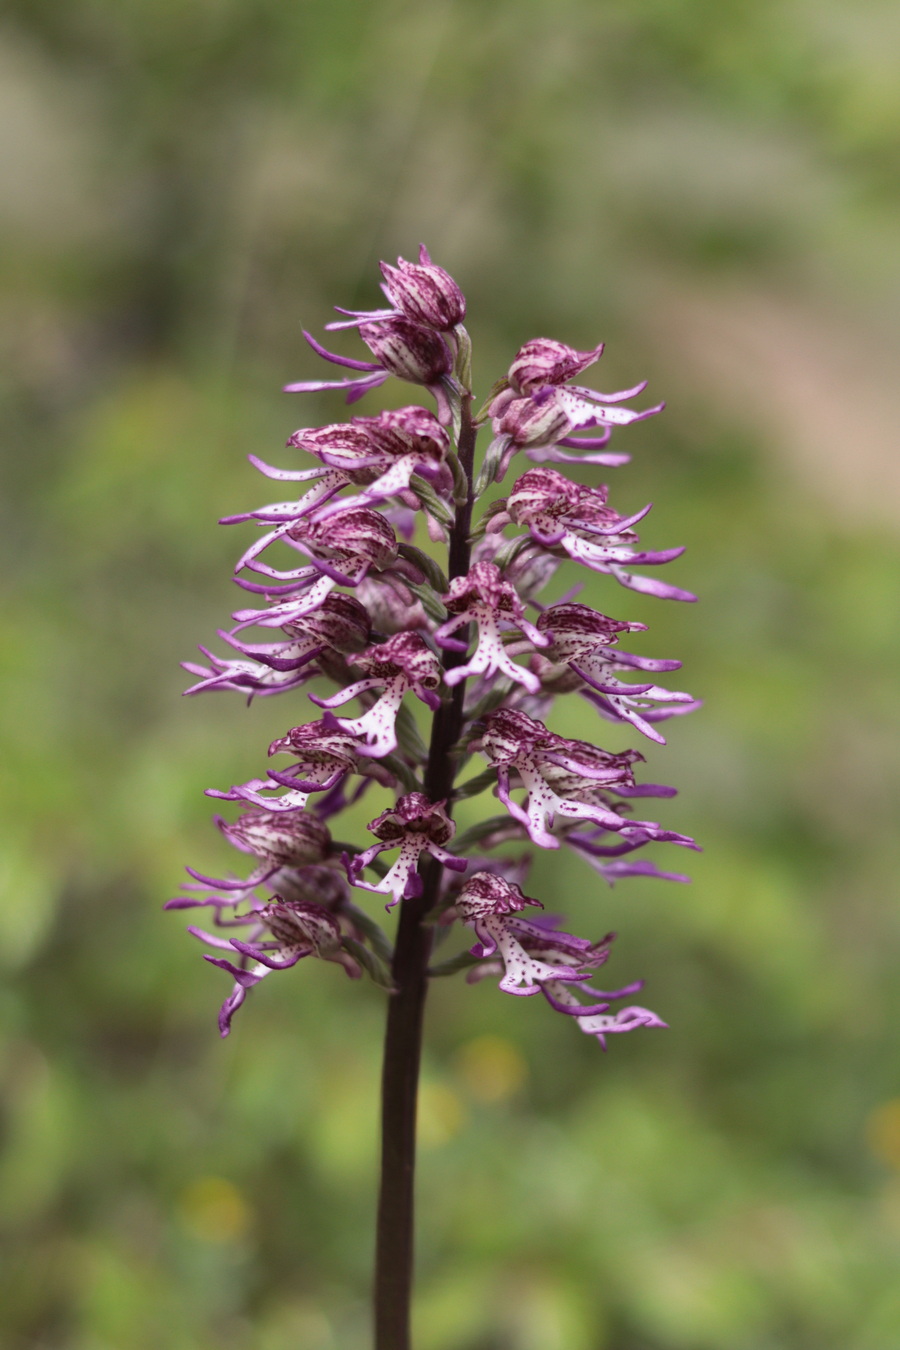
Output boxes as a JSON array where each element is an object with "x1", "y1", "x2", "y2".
[{"x1": 171, "y1": 246, "x2": 700, "y2": 1045}]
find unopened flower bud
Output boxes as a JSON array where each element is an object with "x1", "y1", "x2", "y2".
[
  {"x1": 261, "y1": 897, "x2": 343, "y2": 955},
  {"x1": 380, "y1": 247, "x2": 467, "y2": 330},
  {"x1": 307, "y1": 505, "x2": 398, "y2": 573},
  {"x1": 291, "y1": 592, "x2": 371, "y2": 654},
  {"x1": 456, "y1": 871, "x2": 539, "y2": 918},
  {"x1": 508, "y1": 338, "x2": 604, "y2": 396},
  {"x1": 355, "y1": 575, "x2": 428, "y2": 634},
  {"x1": 220, "y1": 808, "x2": 331, "y2": 869},
  {"x1": 275, "y1": 864, "x2": 349, "y2": 909}
]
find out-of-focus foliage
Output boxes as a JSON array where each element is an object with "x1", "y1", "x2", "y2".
[{"x1": 2, "y1": 1, "x2": 900, "y2": 1347}]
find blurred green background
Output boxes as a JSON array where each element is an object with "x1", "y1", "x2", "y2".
[{"x1": 2, "y1": 1, "x2": 900, "y2": 1347}]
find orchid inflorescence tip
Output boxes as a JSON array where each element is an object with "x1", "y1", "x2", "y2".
[{"x1": 172, "y1": 247, "x2": 698, "y2": 1045}]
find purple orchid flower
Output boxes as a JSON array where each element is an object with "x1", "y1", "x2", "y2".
[
  {"x1": 193, "y1": 896, "x2": 362, "y2": 1036},
  {"x1": 311, "y1": 631, "x2": 442, "y2": 758},
  {"x1": 434, "y1": 561, "x2": 550, "y2": 694},
  {"x1": 492, "y1": 467, "x2": 697, "y2": 603},
  {"x1": 346, "y1": 793, "x2": 466, "y2": 909},
  {"x1": 536, "y1": 602, "x2": 700, "y2": 742},
  {"x1": 480, "y1": 708, "x2": 651, "y2": 848}
]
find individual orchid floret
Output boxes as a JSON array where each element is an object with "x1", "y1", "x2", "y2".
[
  {"x1": 347, "y1": 793, "x2": 466, "y2": 909},
  {"x1": 222, "y1": 425, "x2": 376, "y2": 533},
  {"x1": 324, "y1": 246, "x2": 467, "y2": 334},
  {"x1": 454, "y1": 872, "x2": 588, "y2": 995},
  {"x1": 465, "y1": 903, "x2": 664, "y2": 1046},
  {"x1": 285, "y1": 317, "x2": 455, "y2": 422},
  {"x1": 473, "y1": 530, "x2": 562, "y2": 606},
  {"x1": 506, "y1": 338, "x2": 606, "y2": 396},
  {"x1": 358, "y1": 317, "x2": 453, "y2": 386},
  {"x1": 536, "y1": 603, "x2": 699, "y2": 743},
  {"x1": 231, "y1": 493, "x2": 396, "y2": 582},
  {"x1": 208, "y1": 720, "x2": 361, "y2": 813},
  {"x1": 379, "y1": 247, "x2": 467, "y2": 331},
  {"x1": 495, "y1": 468, "x2": 696, "y2": 603},
  {"x1": 248, "y1": 405, "x2": 453, "y2": 523},
  {"x1": 313, "y1": 405, "x2": 453, "y2": 517},
  {"x1": 181, "y1": 646, "x2": 323, "y2": 700},
  {"x1": 480, "y1": 708, "x2": 651, "y2": 848},
  {"x1": 311, "y1": 632, "x2": 442, "y2": 758},
  {"x1": 167, "y1": 807, "x2": 332, "y2": 910},
  {"x1": 434, "y1": 562, "x2": 549, "y2": 694},
  {"x1": 230, "y1": 505, "x2": 398, "y2": 629},
  {"x1": 183, "y1": 593, "x2": 370, "y2": 698},
  {"x1": 194, "y1": 897, "x2": 361, "y2": 1036},
  {"x1": 485, "y1": 337, "x2": 663, "y2": 471}
]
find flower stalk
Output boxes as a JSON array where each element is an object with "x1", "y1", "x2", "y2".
[
  {"x1": 374, "y1": 391, "x2": 476, "y2": 1350},
  {"x1": 169, "y1": 249, "x2": 699, "y2": 1350}
]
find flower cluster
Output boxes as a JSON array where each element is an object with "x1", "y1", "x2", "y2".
[{"x1": 173, "y1": 247, "x2": 698, "y2": 1045}]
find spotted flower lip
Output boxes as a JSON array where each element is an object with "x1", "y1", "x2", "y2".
[
  {"x1": 480, "y1": 708, "x2": 654, "y2": 848},
  {"x1": 455, "y1": 872, "x2": 589, "y2": 995},
  {"x1": 310, "y1": 631, "x2": 442, "y2": 758},
  {"x1": 434, "y1": 561, "x2": 549, "y2": 694},
  {"x1": 193, "y1": 897, "x2": 361, "y2": 1036},
  {"x1": 346, "y1": 792, "x2": 466, "y2": 909},
  {"x1": 495, "y1": 468, "x2": 697, "y2": 603},
  {"x1": 458, "y1": 890, "x2": 665, "y2": 1042},
  {"x1": 536, "y1": 602, "x2": 699, "y2": 743}
]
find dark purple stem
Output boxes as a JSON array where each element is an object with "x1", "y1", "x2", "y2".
[{"x1": 374, "y1": 394, "x2": 477, "y2": 1350}]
